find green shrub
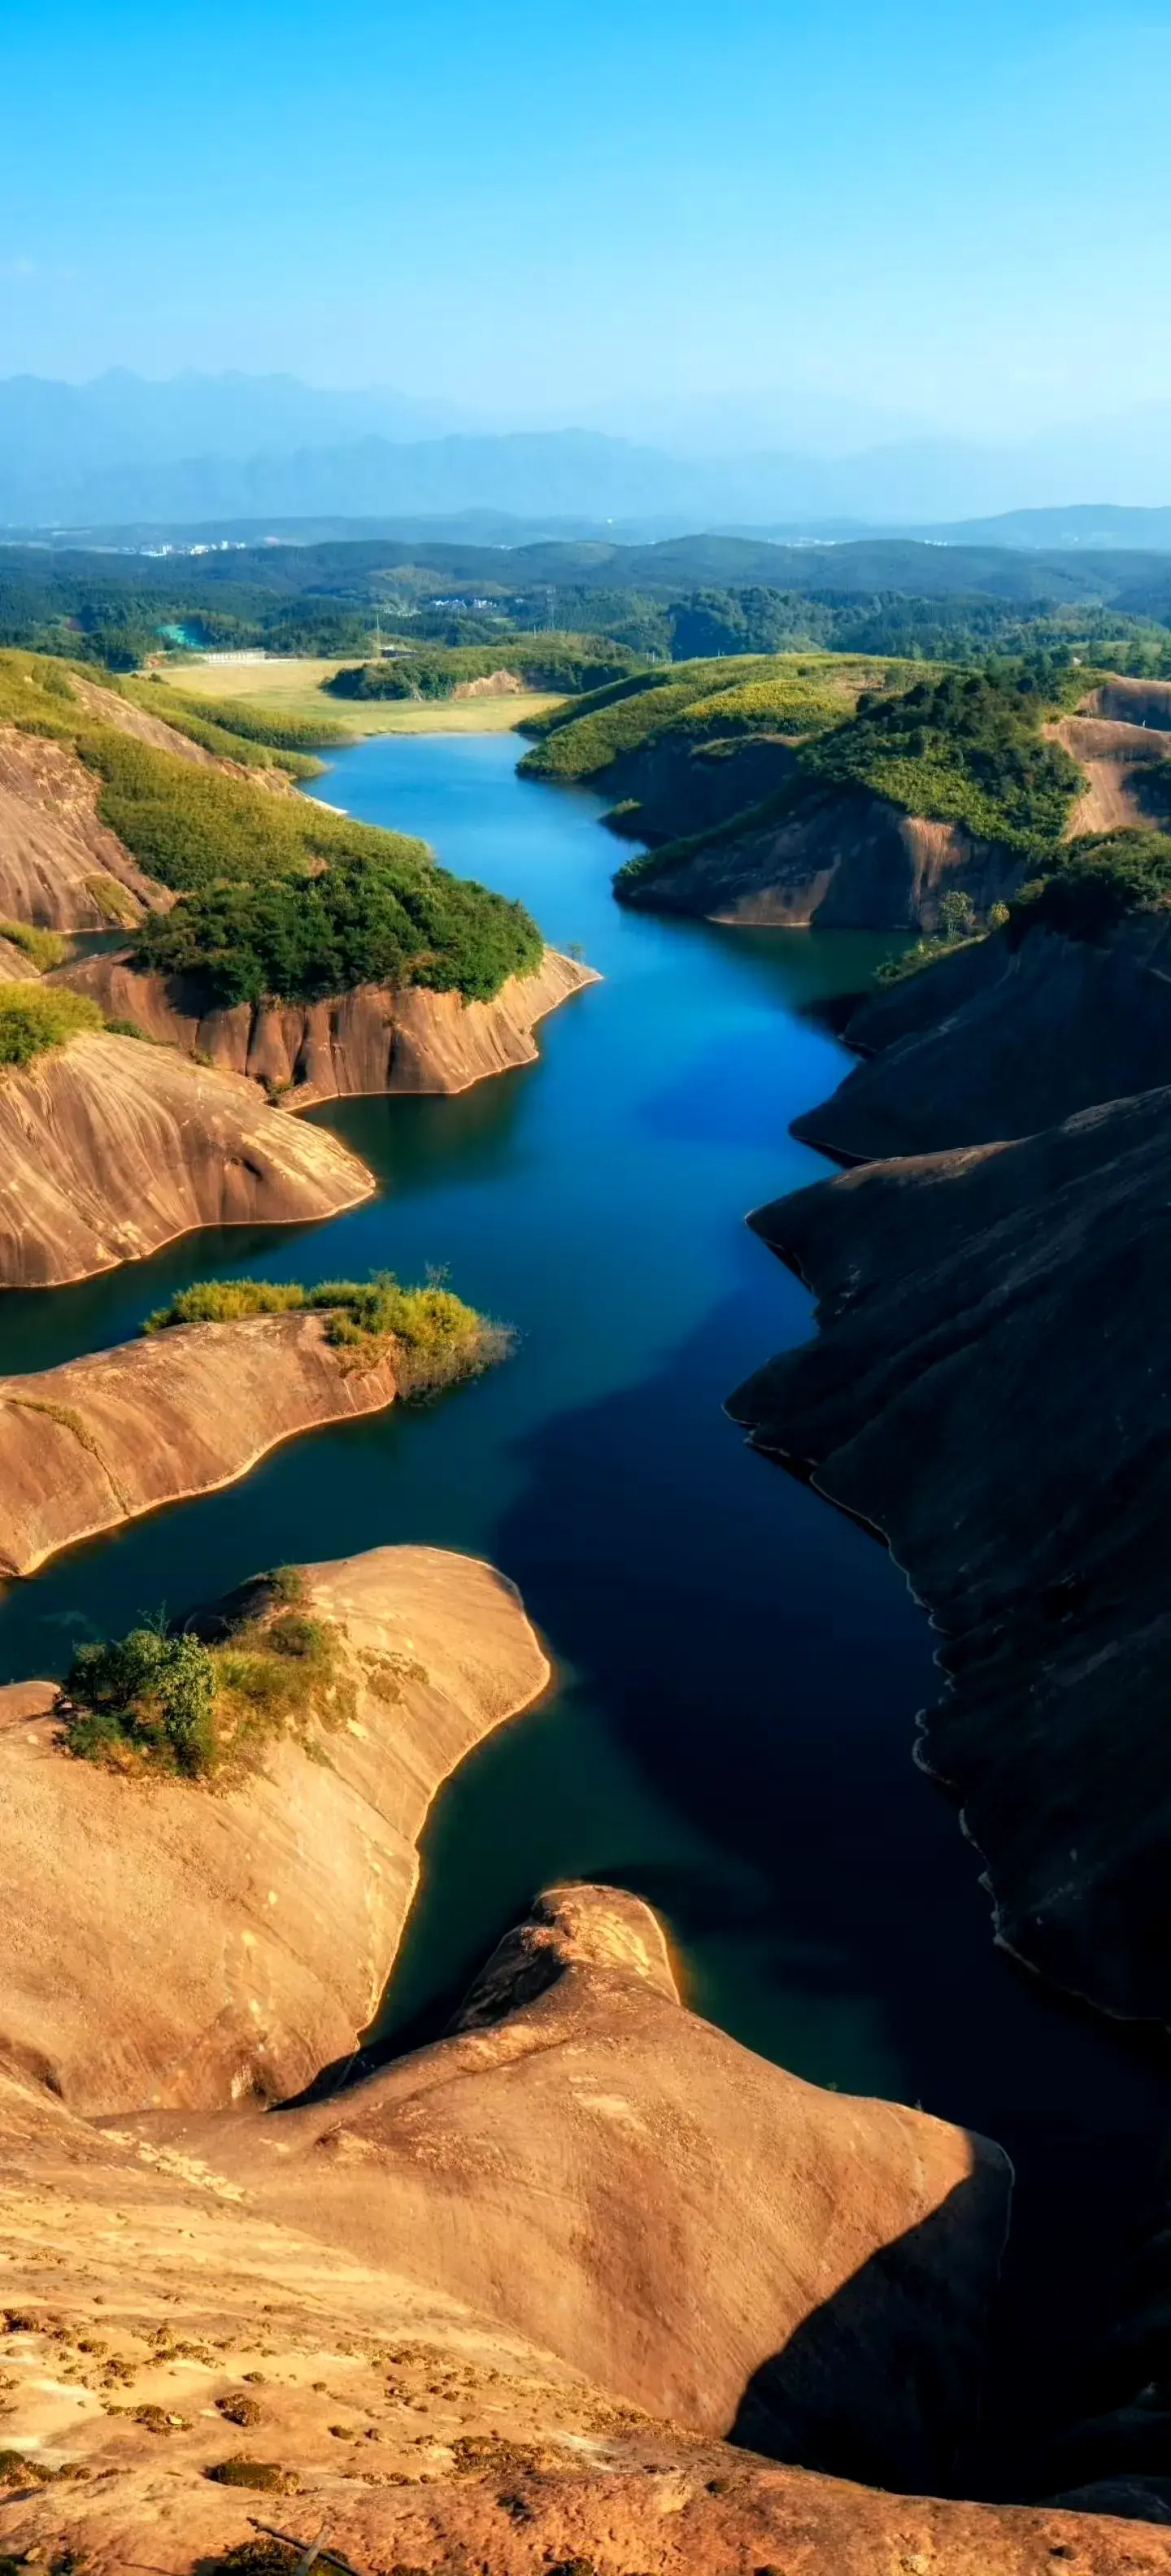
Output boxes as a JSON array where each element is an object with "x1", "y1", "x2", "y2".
[
  {"x1": 0, "y1": 919, "x2": 67, "y2": 970},
  {"x1": 159, "y1": 692, "x2": 349, "y2": 750},
  {"x1": 519, "y1": 653, "x2": 910, "y2": 784},
  {"x1": 62, "y1": 1627, "x2": 218, "y2": 1776},
  {"x1": 131, "y1": 851, "x2": 542, "y2": 1006},
  {"x1": 205, "y1": 2457, "x2": 295, "y2": 2492},
  {"x1": 798, "y1": 665, "x2": 1083, "y2": 858},
  {"x1": 142, "y1": 1268, "x2": 511, "y2": 1398},
  {"x1": 0, "y1": 986, "x2": 103, "y2": 1066},
  {"x1": 328, "y1": 636, "x2": 640, "y2": 703},
  {"x1": 1008, "y1": 827, "x2": 1171, "y2": 942}
]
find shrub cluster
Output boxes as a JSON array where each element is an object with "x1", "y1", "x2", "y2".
[
  {"x1": 329, "y1": 635, "x2": 640, "y2": 703},
  {"x1": 59, "y1": 1570, "x2": 349, "y2": 1781},
  {"x1": 141, "y1": 1268, "x2": 510, "y2": 1395},
  {"x1": 798, "y1": 666, "x2": 1083, "y2": 858},
  {"x1": 1008, "y1": 827, "x2": 1171, "y2": 942},
  {"x1": 0, "y1": 986, "x2": 103, "y2": 1066},
  {"x1": 132, "y1": 852, "x2": 542, "y2": 1005},
  {"x1": 0, "y1": 918, "x2": 67, "y2": 970},
  {"x1": 519, "y1": 654, "x2": 914, "y2": 785}
]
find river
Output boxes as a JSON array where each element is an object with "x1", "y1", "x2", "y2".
[{"x1": 0, "y1": 729, "x2": 1164, "y2": 2472}]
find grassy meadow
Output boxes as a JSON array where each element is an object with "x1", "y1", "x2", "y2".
[{"x1": 169, "y1": 657, "x2": 560, "y2": 735}]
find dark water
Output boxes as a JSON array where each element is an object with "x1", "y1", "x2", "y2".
[{"x1": 1, "y1": 732, "x2": 1165, "y2": 2467}]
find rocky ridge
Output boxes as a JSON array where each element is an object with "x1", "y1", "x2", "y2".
[
  {"x1": 59, "y1": 942, "x2": 599, "y2": 1104},
  {"x1": 0, "y1": 1029, "x2": 375, "y2": 1287},
  {"x1": 0, "y1": 1313, "x2": 403, "y2": 1573}
]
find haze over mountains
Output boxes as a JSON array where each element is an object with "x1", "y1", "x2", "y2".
[{"x1": 4, "y1": 372, "x2": 1171, "y2": 540}]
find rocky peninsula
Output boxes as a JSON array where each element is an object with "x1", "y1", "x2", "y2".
[{"x1": 0, "y1": 1029, "x2": 375, "y2": 1286}]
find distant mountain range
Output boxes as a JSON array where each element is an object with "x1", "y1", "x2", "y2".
[{"x1": 4, "y1": 372, "x2": 1171, "y2": 540}]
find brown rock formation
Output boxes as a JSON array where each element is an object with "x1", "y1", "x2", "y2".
[
  {"x1": 792, "y1": 916, "x2": 1171, "y2": 1161},
  {"x1": 152, "y1": 1880, "x2": 1011, "y2": 2493},
  {"x1": 619, "y1": 786, "x2": 1023, "y2": 929},
  {"x1": 603, "y1": 730, "x2": 801, "y2": 843},
  {"x1": 0, "y1": 1029, "x2": 374, "y2": 1286},
  {"x1": 0, "y1": 2071, "x2": 1156, "y2": 2576},
  {"x1": 0, "y1": 1547, "x2": 549, "y2": 2114},
  {"x1": 1047, "y1": 713, "x2": 1171, "y2": 836},
  {"x1": 0, "y1": 726, "x2": 166, "y2": 929},
  {"x1": 0, "y1": 1312, "x2": 403, "y2": 1574},
  {"x1": 58, "y1": 942, "x2": 599, "y2": 1103},
  {"x1": 729, "y1": 1082, "x2": 1171, "y2": 2021}
]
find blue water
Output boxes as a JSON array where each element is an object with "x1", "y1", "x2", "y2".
[{"x1": 0, "y1": 729, "x2": 1164, "y2": 2456}]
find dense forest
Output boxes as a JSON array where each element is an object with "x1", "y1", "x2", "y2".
[{"x1": 7, "y1": 531, "x2": 1171, "y2": 676}]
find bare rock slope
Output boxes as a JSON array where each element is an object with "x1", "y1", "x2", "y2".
[
  {"x1": 0, "y1": 2063, "x2": 1152, "y2": 2576},
  {"x1": 729, "y1": 1084, "x2": 1171, "y2": 2021},
  {"x1": 208, "y1": 1881, "x2": 1012, "y2": 2491},
  {"x1": 0, "y1": 1547, "x2": 549, "y2": 2113},
  {"x1": 0, "y1": 726, "x2": 165, "y2": 929},
  {"x1": 793, "y1": 915, "x2": 1171, "y2": 1161},
  {"x1": 0, "y1": 1029, "x2": 375, "y2": 1286},
  {"x1": 0, "y1": 1312, "x2": 403, "y2": 1573},
  {"x1": 60, "y1": 942, "x2": 599, "y2": 1103},
  {"x1": 620, "y1": 787, "x2": 1022, "y2": 931}
]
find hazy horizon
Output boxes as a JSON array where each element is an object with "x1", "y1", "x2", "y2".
[{"x1": 4, "y1": 0, "x2": 1171, "y2": 458}]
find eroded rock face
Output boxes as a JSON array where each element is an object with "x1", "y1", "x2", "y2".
[
  {"x1": 0, "y1": 1547, "x2": 549, "y2": 2114},
  {"x1": 59, "y1": 943, "x2": 599, "y2": 1103},
  {"x1": 0, "y1": 1312, "x2": 401, "y2": 1574},
  {"x1": 619, "y1": 787, "x2": 1023, "y2": 930},
  {"x1": 603, "y1": 730, "x2": 801, "y2": 843},
  {"x1": 0, "y1": 2072, "x2": 1153, "y2": 2576},
  {"x1": 729, "y1": 1086, "x2": 1171, "y2": 2021},
  {"x1": 181, "y1": 1882, "x2": 1015, "y2": 2493},
  {"x1": 794, "y1": 916, "x2": 1171, "y2": 1161},
  {"x1": 0, "y1": 728, "x2": 165, "y2": 929},
  {"x1": 0, "y1": 1029, "x2": 375, "y2": 1286}
]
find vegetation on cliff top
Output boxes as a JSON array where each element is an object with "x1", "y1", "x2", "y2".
[
  {"x1": 0, "y1": 986, "x2": 103, "y2": 1066},
  {"x1": 517, "y1": 654, "x2": 920, "y2": 785},
  {"x1": 0, "y1": 918, "x2": 67, "y2": 970},
  {"x1": 329, "y1": 635, "x2": 642, "y2": 703},
  {"x1": 142, "y1": 1268, "x2": 511, "y2": 1394},
  {"x1": 1009, "y1": 827, "x2": 1171, "y2": 942},
  {"x1": 613, "y1": 663, "x2": 1092, "y2": 897},
  {"x1": 0, "y1": 648, "x2": 546, "y2": 1007},
  {"x1": 132, "y1": 849, "x2": 542, "y2": 1004},
  {"x1": 59, "y1": 1567, "x2": 350, "y2": 1781}
]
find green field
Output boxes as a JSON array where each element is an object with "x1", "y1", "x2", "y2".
[{"x1": 169, "y1": 658, "x2": 560, "y2": 736}]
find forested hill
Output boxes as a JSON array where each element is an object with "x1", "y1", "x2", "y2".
[{"x1": 7, "y1": 529, "x2": 1171, "y2": 672}]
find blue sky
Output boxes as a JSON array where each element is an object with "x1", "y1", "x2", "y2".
[{"x1": 2, "y1": 0, "x2": 1170, "y2": 437}]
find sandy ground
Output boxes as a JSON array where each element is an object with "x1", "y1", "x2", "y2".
[{"x1": 170, "y1": 657, "x2": 559, "y2": 735}]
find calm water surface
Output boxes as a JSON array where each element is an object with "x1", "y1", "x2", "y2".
[{"x1": 1, "y1": 733, "x2": 1164, "y2": 2452}]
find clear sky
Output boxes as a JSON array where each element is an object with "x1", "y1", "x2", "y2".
[{"x1": 2, "y1": 0, "x2": 1169, "y2": 439}]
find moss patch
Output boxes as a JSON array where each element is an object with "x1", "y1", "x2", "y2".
[{"x1": 0, "y1": 986, "x2": 103, "y2": 1067}]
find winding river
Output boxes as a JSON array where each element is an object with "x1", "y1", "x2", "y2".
[{"x1": 0, "y1": 730, "x2": 1164, "y2": 2466}]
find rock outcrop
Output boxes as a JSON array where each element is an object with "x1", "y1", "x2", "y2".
[
  {"x1": 0, "y1": 1547, "x2": 549, "y2": 2113},
  {"x1": 0, "y1": 1313, "x2": 403, "y2": 1573},
  {"x1": 1048, "y1": 714, "x2": 1171, "y2": 836},
  {"x1": 0, "y1": 2069, "x2": 1156, "y2": 2576},
  {"x1": 618, "y1": 786, "x2": 1024, "y2": 929},
  {"x1": 729, "y1": 1082, "x2": 1171, "y2": 2022},
  {"x1": 58, "y1": 942, "x2": 599, "y2": 1103},
  {"x1": 216, "y1": 1882, "x2": 1011, "y2": 2491},
  {"x1": 0, "y1": 726, "x2": 166, "y2": 929},
  {"x1": 0, "y1": 1029, "x2": 374, "y2": 1286},
  {"x1": 792, "y1": 916, "x2": 1171, "y2": 1161},
  {"x1": 603, "y1": 730, "x2": 801, "y2": 843}
]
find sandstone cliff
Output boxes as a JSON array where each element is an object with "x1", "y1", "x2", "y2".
[
  {"x1": 0, "y1": 2060, "x2": 1154, "y2": 2576},
  {"x1": 0, "y1": 725, "x2": 166, "y2": 929},
  {"x1": 0, "y1": 1029, "x2": 374, "y2": 1287},
  {"x1": 603, "y1": 730, "x2": 801, "y2": 843},
  {"x1": 617, "y1": 785, "x2": 1024, "y2": 929},
  {"x1": 0, "y1": 1547, "x2": 549, "y2": 2113},
  {"x1": 0, "y1": 1312, "x2": 403, "y2": 1574},
  {"x1": 58, "y1": 942, "x2": 599, "y2": 1103},
  {"x1": 220, "y1": 1881, "x2": 1010, "y2": 2491},
  {"x1": 792, "y1": 915, "x2": 1171, "y2": 1161},
  {"x1": 729, "y1": 1083, "x2": 1171, "y2": 2024}
]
